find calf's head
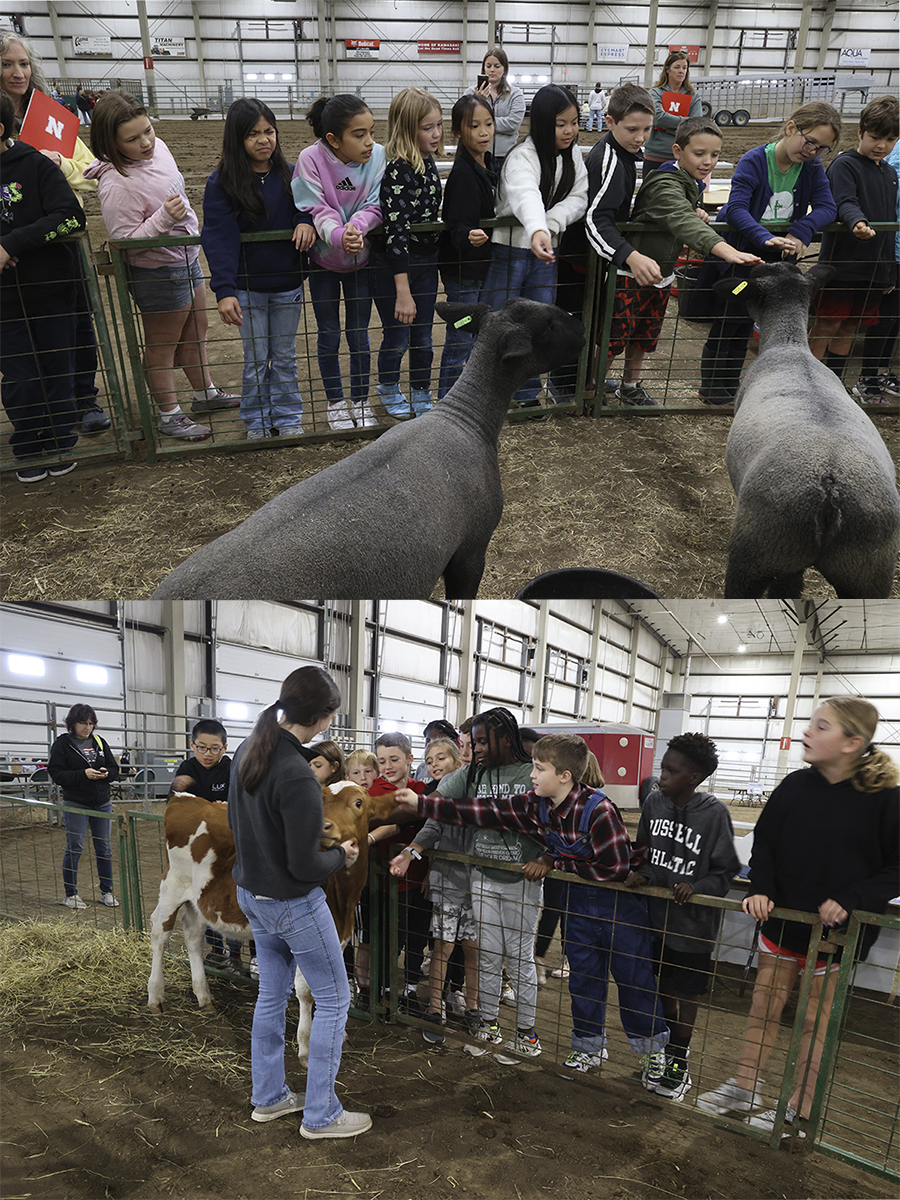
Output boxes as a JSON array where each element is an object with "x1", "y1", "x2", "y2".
[{"x1": 319, "y1": 780, "x2": 399, "y2": 857}]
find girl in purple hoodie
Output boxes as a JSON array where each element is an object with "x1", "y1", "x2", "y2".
[
  {"x1": 292, "y1": 95, "x2": 385, "y2": 432},
  {"x1": 86, "y1": 90, "x2": 236, "y2": 442}
]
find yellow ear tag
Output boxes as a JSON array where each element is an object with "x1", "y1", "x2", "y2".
[
  {"x1": 453, "y1": 315, "x2": 473, "y2": 329},
  {"x1": 732, "y1": 281, "x2": 748, "y2": 295}
]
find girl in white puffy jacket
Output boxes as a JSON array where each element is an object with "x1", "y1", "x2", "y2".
[{"x1": 481, "y1": 85, "x2": 588, "y2": 405}]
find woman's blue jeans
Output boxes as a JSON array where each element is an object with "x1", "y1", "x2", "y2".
[
  {"x1": 307, "y1": 266, "x2": 372, "y2": 404},
  {"x1": 481, "y1": 244, "x2": 557, "y2": 403},
  {"x1": 62, "y1": 800, "x2": 113, "y2": 896},
  {"x1": 234, "y1": 287, "x2": 304, "y2": 432},
  {"x1": 236, "y1": 885, "x2": 350, "y2": 1127},
  {"x1": 437, "y1": 278, "x2": 481, "y2": 398},
  {"x1": 371, "y1": 252, "x2": 439, "y2": 393}
]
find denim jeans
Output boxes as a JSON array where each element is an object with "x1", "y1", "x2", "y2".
[
  {"x1": 481, "y1": 244, "x2": 557, "y2": 403},
  {"x1": 236, "y1": 885, "x2": 350, "y2": 1126},
  {"x1": 235, "y1": 287, "x2": 304, "y2": 432},
  {"x1": 62, "y1": 800, "x2": 113, "y2": 896},
  {"x1": 371, "y1": 251, "x2": 438, "y2": 393},
  {"x1": 437, "y1": 278, "x2": 481, "y2": 398},
  {"x1": 307, "y1": 266, "x2": 372, "y2": 404},
  {"x1": 560, "y1": 880, "x2": 669, "y2": 1056}
]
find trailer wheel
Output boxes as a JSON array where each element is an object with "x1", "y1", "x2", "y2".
[
  {"x1": 732, "y1": 109, "x2": 751, "y2": 127},
  {"x1": 714, "y1": 109, "x2": 733, "y2": 126},
  {"x1": 701, "y1": 100, "x2": 712, "y2": 117}
]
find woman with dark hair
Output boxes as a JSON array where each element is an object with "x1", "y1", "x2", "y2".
[
  {"x1": 228, "y1": 665, "x2": 372, "y2": 1138},
  {"x1": 468, "y1": 46, "x2": 525, "y2": 173},
  {"x1": 47, "y1": 703, "x2": 120, "y2": 909},
  {"x1": 643, "y1": 51, "x2": 703, "y2": 173},
  {"x1": 0, "y1": 28, "x2": 111, "y2": 435},
  {"x1": 202, "y1": 97, "x2": 314, "y2": 438}
]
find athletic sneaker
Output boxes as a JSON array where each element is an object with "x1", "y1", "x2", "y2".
[
  {"x1": 16, "y1": 465, "x2": 48, "y2": 483},
  {"x1": 376, "y1": 383, "x2": 410, "y2": 418},
  {"x1": 745, "y1": 1105, "x2": 805, "y2": 1138},
  {"x1": 421, "y1": 1010, "x2": 445, "y2": 1046},
  {"x1": 78, "y1": 400, "x2": 112, "y2": 433},
  {"x1": 500, "y1": 983, "x2": 516, "y2": 1006},
  {"x1": 463, "y1": 1009, "x2": 483, "y2": 1037},
  {"x1": 878, "y1": 371, "x2": 900, "y2": 397},
  {"x1": 494, "y1": 1030, "x2": 542, "y2": 1064},
  {"x1": 445, "y1": 989, "x2": 466, "y2": 1017},
  {"x1": 62, "y1": 894, "x2": 87, "y2": 909},
  {"x1": 326, "y1": 402, "x2": 355, "y2": 431},
  {"x1": 190, "y1": 386, "x2": 240, "y2": 413},
  {"x1": 652, "y1": 1057, "x2": 692, "y2": 1101},
  {"x1": 697, "y1": 1077, "x2": 765, "y2": 1115},
  {"x1": 158, "y1": 413, "x2": 211, "y2": 441},
  {"x1": 300, "y1": 1110, "x2": 372, "y2": 1139},
  {"x1": 99, "y1": 892, "x2": 119, "y2": 907},
  {"x1": 616, "y1": 380, "x2": 659, "y2": 407},
  {"x1": 851, "y1": 375, "x2": 886, "y2": 405},
  {"x1": 604, "y1": 378, "x2": 620, "y2": 393},
  {"x1": 48, "y1": 461, "x2": 78, "y2": 478},
  {"x1": 464, "y1": 1018, "x2": 503, "y2": 1056},
  {"x1": 246, "y1": 429, "x2": 269, "y2": 440},
  {"x1": 351, "y1": 400, "x2": 379, "y2": 428},
  {"x1": 277, "y1": 425, "x2": 305, "y2": 438},
  {"x1": 640, "y1": 1050, "x2": 667, "y2": 1089},
  {"x1": 251, "y1": 1091, "x2": 303, "y2": 1123},
  {"x1": 562, "y1": 1049, "x2": 608, "y2": 1073}
]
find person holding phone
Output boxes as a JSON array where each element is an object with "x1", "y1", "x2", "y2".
[
  {"x1": 48, "y1": 703, "x2": 121, "y2": 909},
  {"x1": 467, "y1": 46, "x2": 525, "y2": 173}
]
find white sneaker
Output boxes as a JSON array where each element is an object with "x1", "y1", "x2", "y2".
[
  {"x1": 277, "y1": 424, "x2": 305, "y2": 438},
  {"x1": 245, "y1": 428, "x2": 268, "y2": 439},
  {"x1": 300, "y1": 1110, "x2": 372, "y2": 1139},
  {"x1": 100, "y1": 893, "x2": 119, "y2": 907},
  {"x1": 562, "y1": 1049, "x2": 608, "y2": 1073},
  {"x1": 697, "y1": 1077, "x2": 765, "y2": 1115},
  {"x1": 494, "y1": 1031, "x2": 542, "y2": 1064},
  {"x1": 500, "y1": 983, "x2": 516, "y2": 1006},
  {"x1": 445, "y1": 989, "x2": 466, "y2": 1017},
  {"x1": 62, "y1": 894, "x2": 87, "y2": 909},
  {"x1": 351, "y1": 400, "x2": 378, "y2": 428},
  {"x1": 158, "y1": 413, "x2": 211, "y2": 441},
  {"x1": 746, "y1": 1105, "x2": 805, "y2": 1138},
  {"x1": 326, "y1": 402, "x2": 355, "y2": 431},
  {"x1": 641, "y1": 1050, "x2": 667, "y2": 1089},
  {"x1": 249, "y1": 956, "x2": 259, "y2": 980}
]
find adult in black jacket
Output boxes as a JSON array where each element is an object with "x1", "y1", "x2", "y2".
[
  {"x1": 47, "y1": 703, "x2": 121, "y2": 909},
  {"x1": 698, "y1": 696, "x2": 899, "y2": 1135},
  {"x1": 227, "y1": 665, "x2": 372, "y2": 1138}
]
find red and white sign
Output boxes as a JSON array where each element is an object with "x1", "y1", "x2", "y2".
[
  {"x1": 19, "y1": 89, "x2": 79, "y2": 159},
  {"x1": 660, "y1": 90, "x2": 690, "y2": 116},
  {"x1": 668, "y1": 44, "x2": 700, "y2": 63},
  {"x1": 780, "y1": 737, "x2": 791, "y2": 751},
  {"x1": 143, "y1": 56, "x2": 154, "y2": 70},
  {"x1": 418, "y1": 40, "x2": 461, "y2": 54}
]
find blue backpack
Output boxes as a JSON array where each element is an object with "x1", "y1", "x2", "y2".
[{"x1": 537, "y1": 789, "x2": 607, "y2": 861}]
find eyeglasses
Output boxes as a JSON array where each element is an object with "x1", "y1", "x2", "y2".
[{"x1": 797, "y1": 129, "x2": 833, "y2": 157}]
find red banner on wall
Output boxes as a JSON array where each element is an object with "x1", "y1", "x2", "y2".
[
  {"x1": 780, "y1": 737, "x2": 791, "y2": 751},
  {"x1": 418, "y1": 40, "x2": 461, "y2": 53},
  {"x1": 668, "y1": 44, "x2": 700, "y2": 63},
  {"x1": 143, "y1": 56, "x2": 154, "y2": 69}
]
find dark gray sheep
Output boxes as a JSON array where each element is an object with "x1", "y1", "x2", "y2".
[
  {"x1": 724, "y1": 262, "x2": 899, "y2": 598},
  {"x1": 151, "y1": 299, "x2": 585, "y2": 600}
]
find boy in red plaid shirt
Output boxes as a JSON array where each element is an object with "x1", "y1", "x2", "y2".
[{"x1": 395, "y1": 732, "x2": 670, "y2": 1081}]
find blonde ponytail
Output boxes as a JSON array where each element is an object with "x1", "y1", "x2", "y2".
[{"x1": 821, "y1": 697, "x2": 899, "y2": 794}]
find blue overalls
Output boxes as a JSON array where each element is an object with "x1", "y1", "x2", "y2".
[{"x1": 539, "y1": 791, "x2": 669, "y2": 1056}]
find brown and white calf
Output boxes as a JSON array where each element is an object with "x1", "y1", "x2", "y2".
[{"x1": 146, "y1": 781, "x2": 398, "y2": 1058}]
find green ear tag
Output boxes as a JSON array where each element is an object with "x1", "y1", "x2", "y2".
[
  {"x1": 453, "y1": 315, "x2": 473, "y2": 329},
  {"x1": 732, "y1": 280, "x2": 748, "y2": 295}
]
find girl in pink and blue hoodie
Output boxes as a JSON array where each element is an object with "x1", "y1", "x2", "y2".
[{"x1": 292, "y1": 95, "x2": 385, "y2": 432}]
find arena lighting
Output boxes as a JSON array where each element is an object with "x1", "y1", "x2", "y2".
[
  {"x1": 75, "y1": 664, "x2": 108, "y2": 686},
  {"x1": 522, "y1": 74, "x2": 533, "y2": 82},
  {"x1": 281, "y1": 73, "x2": 293, "y2": 80},
  {"x1": 8, "y1": 653, "x2": 45, "y2": 677},
  {"x1": 538, "y1": 74, "x2": 548, "y2": 82},
  {"x1": 245, "y1": 73, "x2": 258, "y2": 81},
  {"x1": 737, "y1": 645, "x2": 747, "y2": 653},
  {"x1": 225, "y1": 702, "x2": 249, "y2": 720},
  {"x1": 717, "y1": 614, "x2": 728, "y2": 624},
  {"x1": 264, "y1": 73, "x2": 275, "y2": 80}
]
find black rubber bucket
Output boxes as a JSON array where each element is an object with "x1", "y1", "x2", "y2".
[{"x1": 516, "y1": 570, "x2": 662, "y2": 600}]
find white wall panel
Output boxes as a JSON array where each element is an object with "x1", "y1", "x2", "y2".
[{"x1": 216, "y1": 601, "x2": 319, "y2": 658}]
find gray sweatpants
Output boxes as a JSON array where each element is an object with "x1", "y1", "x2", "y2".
[{"x1": 472, "y1": 871, "x2": 542, "y2": 1029}]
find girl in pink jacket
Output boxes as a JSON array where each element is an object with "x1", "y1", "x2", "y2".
[{"x1": 86, "y1": 90, "x2": 236, "y2": 441}]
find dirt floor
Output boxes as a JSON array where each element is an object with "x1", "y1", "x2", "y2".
[{"x1": 1, "y1": 118, "x2": 897, "y2": 601}]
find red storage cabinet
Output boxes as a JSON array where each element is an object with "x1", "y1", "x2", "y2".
[{"x1": 531, "y1": 722, "x2": 656, "y2": 809}]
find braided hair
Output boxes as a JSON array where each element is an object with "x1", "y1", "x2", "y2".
[{"x1": 464, "y1": 706, "x2": 531, "y2": 795}]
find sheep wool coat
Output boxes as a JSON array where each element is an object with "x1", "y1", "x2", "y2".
[{"x1": 492, "y1": 139, "x2": 589, "y2": 249}]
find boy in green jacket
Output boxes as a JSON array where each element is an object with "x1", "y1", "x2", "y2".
[{"x1": 609, "y1": 116, "x2": 761, "y2": 405}]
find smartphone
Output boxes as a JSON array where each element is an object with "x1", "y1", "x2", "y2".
[{"x1": 477, "y1": 74, "x2": 488, "y2": 88}]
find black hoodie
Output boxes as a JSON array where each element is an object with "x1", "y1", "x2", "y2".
[{"x1": 0, "y1": 139, "x2": 85, "y2": 319}]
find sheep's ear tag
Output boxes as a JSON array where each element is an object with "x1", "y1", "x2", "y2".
[
  {"x1": 732, "y1": 281, "x2": 748, "y2": 295},
  {"x1": 453, "y1": 315, "x2": 473, "y2": 328}
]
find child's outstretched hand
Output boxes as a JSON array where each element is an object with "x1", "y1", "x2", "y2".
[
  {"x1": 218, "y1": 296, "x2": 243, "y2": 326},
  {"x1": 164, "y1": 193, "x2": 187, "y2": 221},
  {"x1": 624, "y1": 869, "x2": 648, "y2": 889},
  {"x1": 531, "y1": 230, "x2": 555, "y2": 263},
  {"x1": 714, "y1": 244, "x2": 764, "y2": 266},
  {"x1": 342, "y1": 221, "x2": 364, "y2": 255},
  {"x1": 852, "y1": 220, "x2": 876, "y2": 240},
  {"x1": 672, "y1": 881, "x2": 694, "y2": 905},
  {"x1": 392, "y1": 787, "x2": 421, "y2": 808},
  {"x1": 293, "y1": 222, "x2": 317, "y2": 251},
  {"x1": 468, "y1": 228, "x2": 490, "y2": 247}
]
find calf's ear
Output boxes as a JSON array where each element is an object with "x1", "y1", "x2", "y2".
[{"x1": 435, "y1": 302, "x2": 493, "y2": 334}]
